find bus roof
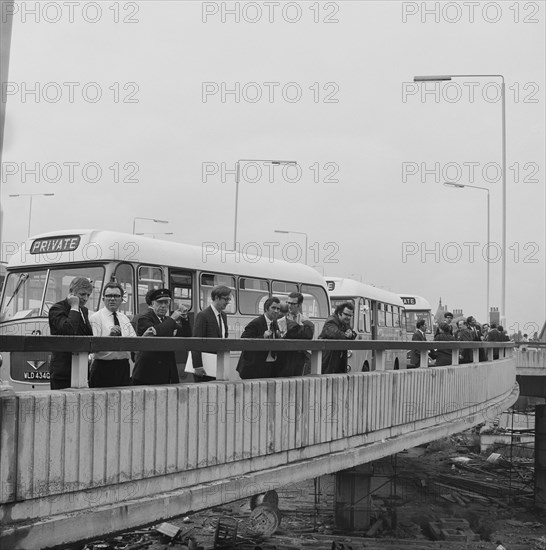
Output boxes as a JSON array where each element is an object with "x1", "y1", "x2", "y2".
[
  {"x1": 6, "y1": 229, "x2": 327, "y2": 287},
  {"x1": 327, "y1": 277, "x2": 405, "y2": 307},
  {"x1": 397, "y1": 293, "x2": 432, "y2": 311}
]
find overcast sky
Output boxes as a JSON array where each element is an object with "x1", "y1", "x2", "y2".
[{"x1": 1, "y1": 1, "x2": 545, "y2": 334}]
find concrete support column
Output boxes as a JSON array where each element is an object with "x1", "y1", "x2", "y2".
[
  {"x1": 535, "y1": 404, "x2": 546, "y2": 510},
  {"x1": 334, "y1": 463, "x2": 373, "y2": 530}
]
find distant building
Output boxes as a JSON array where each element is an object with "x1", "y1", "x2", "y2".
[
  {"x1": 490, "y1": 307, "x2": 500, "y2": 326},
  {"x1": 434, "y1": 298, "x2": 448, "y2": 325}
]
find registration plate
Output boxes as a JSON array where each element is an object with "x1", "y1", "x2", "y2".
[{"x1": 23, "y1": 371, "x2": 51, "y2": 380}]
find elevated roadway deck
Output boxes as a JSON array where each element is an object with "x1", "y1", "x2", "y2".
[{"x1": 0, "y1": 337, "x2": 517, "y2": 549}]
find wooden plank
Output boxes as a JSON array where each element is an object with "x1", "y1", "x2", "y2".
[
  {"x1": 216, "y1": 384, "x2": 227, "y2": 464},
  {"x1": 281, "y1": 379, "x2": 290, "y2": 451},
  {"x1": 142, "y1": 388, "x2": 156, "y2": 476},
  {"x1": 177, "y1": 385, "x2": 189, "y2": 470},
  {"x1": 63, "y1": 394, "x2": 80, "y2": 488},
  {"x1": 48, "y1": 392, "x2": 65, "y2": 492},
  {"x1": 287, "y1": 378, "x2": 296, "y2": 449},
  {"x1": 15, "y1": 395, "x2": 34, "y2": 500},
  {"x1": 33, "y1": 395, "x2": 51, "y2": 496},
  {"x1": 225, "y1": 383, "x2": 236, "y2": 461},
  {"x1": 206, "y1": 384, "x2": 218, "y2": 465},
  {"x1": 197, "y1": 385, "x2": 209, "y2": 467},
  {"x1": 301, "y1": 376, "x2": 309, "y2": 447},
  {"x1": 186, "y1": 385, "x2": 199, "y2": 468},
  {"x1": 0, "y1": 396, "x2": 17, "y2": 503},
  {"x1": 258, "y1": 381, "x2": 267, "y2": 457},
  {"x1": 165, "y1": 386, "x2": 178, "y2": 474},
  {"x1": 233, "y1": 382, "x2": 245, "y2": 461},
  {"x1": 92, "y1": 392, "x2": 107, "y2": 485},
  {"x1": 78, "y1": 392, "x2": 94, "y2": 485},
  {"x1": 118, "y1": 389, "x2": 133, "y2": 482},
  {"x1": 294, "y1": 377, "x2": 303, "y2": 448},
  {"x1": 248, "y1": 381, "x2": 259, "y2": 457},
  {"x1": 105, "y1": 391, "x2": 121, "y2": 483},
  {"x1": 307, "y1": 377, "x2": 316, "y2": 446},
  {"x1": 131, "y1": 389, "x2": 145, "y2": 478}
]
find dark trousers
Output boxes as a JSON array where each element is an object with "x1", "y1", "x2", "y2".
[{"x1": 89, "y1": 358, "x2": 131, "y2": 388}]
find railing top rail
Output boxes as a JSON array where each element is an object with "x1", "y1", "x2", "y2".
[{"x1": 0, "y1": 335, "x2": 515, "y2": 353}]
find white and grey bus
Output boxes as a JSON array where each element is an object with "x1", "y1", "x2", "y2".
[
  {"x1": 0, "y1": 229, "x2": 330, "y2": 390},
  {"x1": 326, "y1": 277, "x2": 407, "y2": 371}
]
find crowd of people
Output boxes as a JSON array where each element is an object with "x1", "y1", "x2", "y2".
[
  {"x1": 48, "y1": 278, "x2": 357, "y2": 389},
  {"x1": 409, "y1": 311, "x2": 511, "y2": 368}
]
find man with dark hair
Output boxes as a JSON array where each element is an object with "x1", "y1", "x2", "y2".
[
  {"x1": 435, "y1": 311, "x2": 453, "y2": 337},
  {"x1": 89, "y1": 282, "x2": 136, "y2": 387},
  {"x1": 132, "y1": 288, "x2": 191, "y2": 385},
  {"x1": 236, "y1": 296, "x2": 282, "y2": 379},
  {"x1": 277, "y1": 291, "x2": 315, "y2": 376},
  {"x1": 410, "y1": 318, "x2": 428, "y2": 368},
  {"x1": 319, "y1": 302, "x2": 357, "y2": 374},
  {"x1": 190, "y1": 284, "x2": 231, "y2": 382},
  {"x1": 48, "y1": 276, "x2": 94, "y2": 389},
  {"x1": 486, "y1": 323, "x2": 501, "y2": 359}
]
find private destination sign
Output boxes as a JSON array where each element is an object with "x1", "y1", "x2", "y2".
[{"x1": 30, "y1": 236, "x2": 81, "y2": 254}]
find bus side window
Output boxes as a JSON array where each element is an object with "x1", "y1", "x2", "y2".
[
  {"x1": 271, "y1": 281, "x2": 298, "y2": 305},
  {"x1": 137, "y1": 265, "x2": 164, "y2": 314},
  {"x1": 359, "y1": 299, "x2": 370, "y2": 333},
  {"x1": 300, "y1": 284, "x2": 329, "y2": 318},
  {"x1": 377, "y1": 303, "x2": 386, "y2": 327},
  {"x1": 200, "y1": 273, "x2": 236, "y2": 313},
  {"x1": 239, "y1": 278, "x2": 269, "y2": 315},
  {"x1": 170, "y1": 270, "x2": 193, "y2": 312},
  {"x1": 113, "y1": 263, "x2": 135, "y2": 318}
]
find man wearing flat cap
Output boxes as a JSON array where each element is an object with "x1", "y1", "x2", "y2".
[{"x1": 132, "y1": 288, "x2": 191, "y2": 385}]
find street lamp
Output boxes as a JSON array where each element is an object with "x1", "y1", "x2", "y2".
[
  {"x1": 132, "y1": 217, "x2": 169, "y2": 235},
  {"x1": 444, "y1": 182, "x2": 490, "y2": 322},
  {"x1": 9, "y1": 193, "x2": 54, "y2": 237},
  {"x1": 414, "y1": 74, "x2": 506, "y2": 322},
  {"x1": 135, "y1": 232, "x2": 174, "y2": 239},
  {"x1": 274, "y1": 229, "x2": 308, "y2": 264},
  {"x1": 234, "y1": 159, "x2": 297, "y2": 249}
]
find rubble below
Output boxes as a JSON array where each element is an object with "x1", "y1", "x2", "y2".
[{"x1": 68, "y1": 431, "x2": 545, "y2": 550}]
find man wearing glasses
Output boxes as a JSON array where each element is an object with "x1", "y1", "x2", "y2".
[
  {"x1": 190, "y1": 285, "x2": 231, "y2": 382},
  {"x1": 89, "y1": 282, "x2": 136, "y2": 387},
  {"x1": 132, "y1": 288, "x2": 191, "y2": 385},
  {"x1": 318, "y1": 302, "x2": 357, "y2": 374},
  {"x1": 277, "y1": 292, "x2": 315, "y2": 376}
]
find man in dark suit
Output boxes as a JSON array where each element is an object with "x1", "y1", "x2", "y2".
[
  {"x1": 319, "y1": 302, "x2": 357, "y2": 374},
  {"x1": 191, "y1": 285, "x2": 231, "y2": 382},
  {"x1": 132, "y1": 288, "x2": 191, "y2": 385},
  {"x1": 48, "y1": 276, "x2": 94, "y2": 390},
  {"x1": 409, "y1": 318, "x2": 427, "y2": 368},
  {"x1": 486, "y1": 323, "x2": 502, "y2": 359},
  {"x1": 237, "y1": 297, "x2": 282, "y2": 379}
]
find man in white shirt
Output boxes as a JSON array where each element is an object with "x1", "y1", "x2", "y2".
[{"x1": 89, "y1": 282, "x2": 136, "y2": 387}]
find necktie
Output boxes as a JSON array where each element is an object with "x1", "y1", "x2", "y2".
[
  {"x1": 112, "y1": 311, "x2": 120, "y2": 326},
  {"x1": 218, "y1": 314, "x2": 223, "y2": 337}
]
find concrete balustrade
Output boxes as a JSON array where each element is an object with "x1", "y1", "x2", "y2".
[{"x1": 0, "y1": 337, "x2": 517, "y2": 549}]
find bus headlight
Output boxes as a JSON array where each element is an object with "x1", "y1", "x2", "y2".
[
  {"x1": 0, "y1": 354, "x2": 3, "y2": 368},
  {"x1": 347, "y1": 350, "x2": 353, "y2": 358}
]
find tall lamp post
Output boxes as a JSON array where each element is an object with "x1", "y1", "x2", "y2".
[
  {"x1": 132, "y1": 217, "x2": 169, "y2": 235},
  {"x1": 274, "y1": 229, "x2": 308, "y2": 264},
  {"x1": 9, "y1": 193, "x2": 54, "y2": 237},
  {"x1": 444, "y1": 182, "x2": 490, "y2": 322},
  {"x1": 414, "y1": 74, "x2": 506, "y2": 322},
  {"x1": 234, "y1": 159, "x2": 297, "y2": 249}
]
